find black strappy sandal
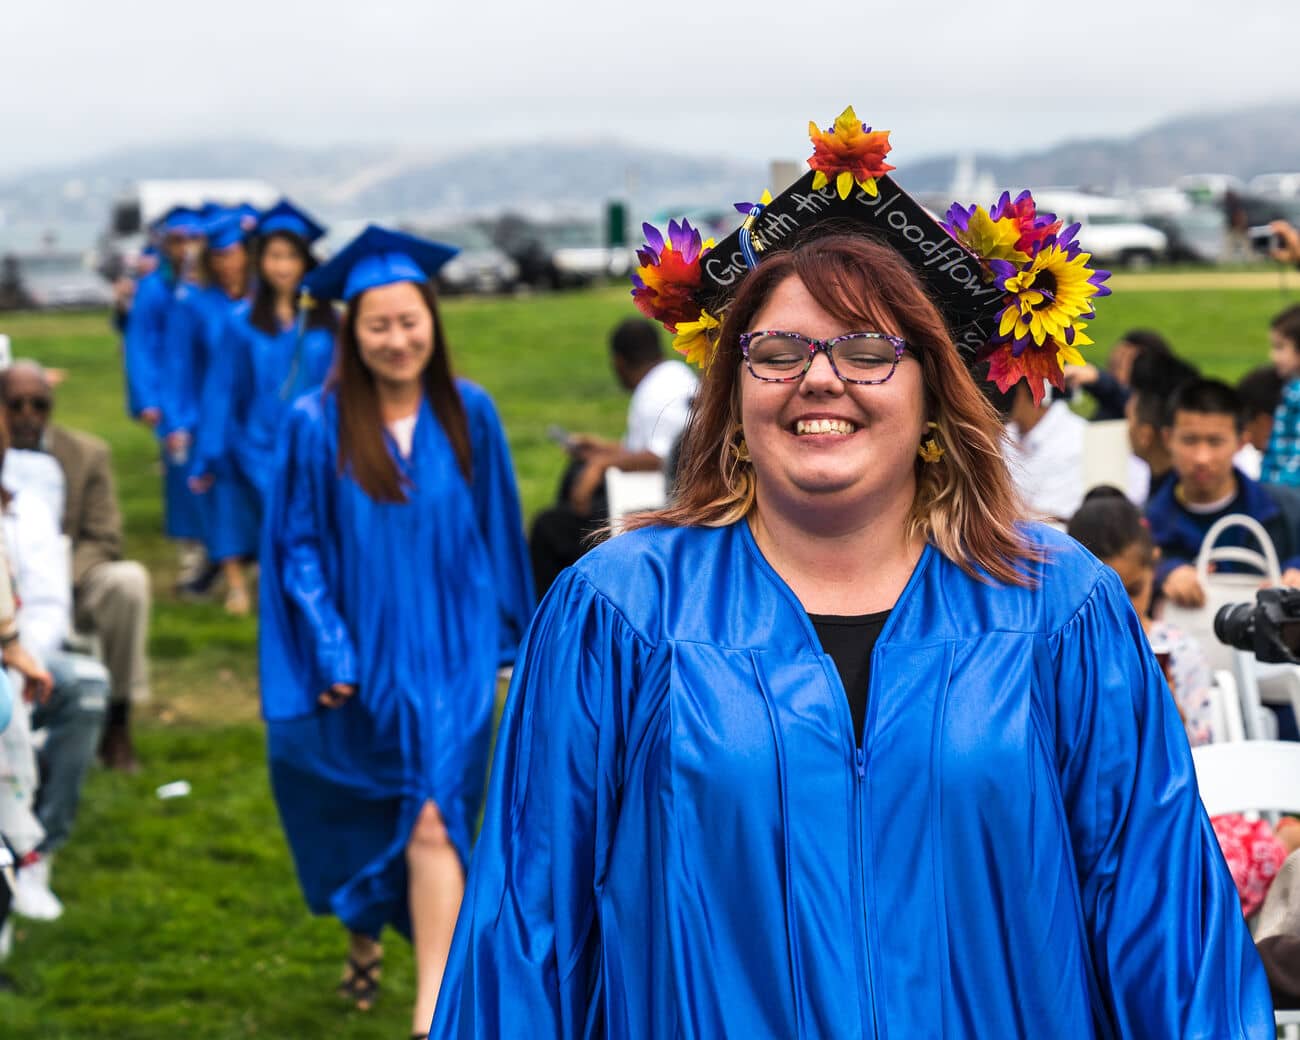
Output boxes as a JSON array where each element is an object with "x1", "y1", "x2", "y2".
[{"x1": 336, "y1": 951, "x2": 383, "y2": 1011}]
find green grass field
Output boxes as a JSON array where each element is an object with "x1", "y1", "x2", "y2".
[{"x1": 0, "y1": 273, "x2": 1296, "y2": 1038}]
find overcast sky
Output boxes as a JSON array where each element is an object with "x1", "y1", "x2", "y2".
[{"x1": 2, "y1": 0, "x2": 1296, "y2": 176}]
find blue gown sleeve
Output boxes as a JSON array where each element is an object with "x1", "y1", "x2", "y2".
[
  {"x1": 260, "y1": 401, "x2": 358, "y2": 720},
  {"x1": 123, "y1": 276, "x2": 167, "y2": 418},
  {"x1": 1050, "y1": 569, "x2": 1273, "y2": 1038},
  {"x1": 159, "y1": 292, "x2": 200, "y2": 437},
  {"x1": 191, "y1": 309, "x2": 240, "y2": 479},
  {"x1": 463, "y1": 383, "x2": 536, "y2": 665},
  {"x1": 430, "y1": 570, "x2": 643, "y2": 1038}
]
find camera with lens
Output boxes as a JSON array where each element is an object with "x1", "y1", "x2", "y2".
[{"x1": 1214, "y1": 587, "x2": 1300, "y2": 664}]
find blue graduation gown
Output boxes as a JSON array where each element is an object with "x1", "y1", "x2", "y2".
[
  {"x1": 125, "y1": 268, "x2": 203, "y2": 540},
  {"x1": 162, "y1": 285, "x2": 261, "y2": 561},
  {"x1": 259, "y1": 384, "x2": 535, "y2": 938},
  {"x1": 431, "y1": 522, "x2": 1272, "y2": 1039},
  {"x1": 202, "y1": 307, "x2": 334, "y2": 505}
]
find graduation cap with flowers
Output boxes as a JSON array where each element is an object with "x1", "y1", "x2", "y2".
[{"x1": 630, "y1": 106, "x2": 1111, "y2": 404}]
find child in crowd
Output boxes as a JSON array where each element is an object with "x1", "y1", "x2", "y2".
[
  {"x1": 1069, "y1": 488, "x2": 1300, "y2": 917},
  {"x1": 1235, "y1": 364, "x2": 1283, "y2": 480},
  {"x1": 1260, "y1": 304, "x2": 1300, "y2": 486},
  {"x1": 1146, "y1": 378, "x2": 1300, "y2": 609}
]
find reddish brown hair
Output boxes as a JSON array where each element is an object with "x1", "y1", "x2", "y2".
[
  {"x1": 330, "y1": 279, "x2": 471, "y2": 503},
  {"x1": 626, "y1": 233, "x2": 1035, "y2": 585}
]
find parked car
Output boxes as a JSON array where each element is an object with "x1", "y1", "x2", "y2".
[
  {"x1": 1142, "y1": 207, "x2": 1226, "y2": 264},
  {"x1": 538, "y1": 221, "x2": 631, "y2": 287},
  {"x1": 7, "y1": 251, "x2": 113, "y2": 310},
  {"x1": 414, "y1": 224, "x2": 518, "y2": 295},
  {"x1": 1034, "y1": 191, "x2": 1168, "y2": 269},
  {"x1": 1248, "y1": 173, "x2": 1300, "y2": 199}
]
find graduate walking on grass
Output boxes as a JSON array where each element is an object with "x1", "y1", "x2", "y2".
[
  {"x1": 258, "y1": 226, "x2": 535, "y2": 1038},
  {"x1": 430, "y1": 109, "x2": 1272, "y2": 1039},
  {"x1": 122, "y1": 206, "x2": 210, "y2": 587},
  {"x1": 188, "y1": 199, "x2": 337, "y2": 527},
  {"x1": 163, "y1": 207, "x2": 261, "y2": 614}
]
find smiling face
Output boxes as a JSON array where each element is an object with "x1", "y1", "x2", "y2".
[
  {"x1": 1270, "y1": 326, "x2": 1300, "y2": 381},
  {"x1": 259, "y1": 234, "x2": 307, "y2": 297},
  {"x1": 352, "y1": 280, "x2": 434, "y2": 391},
  {"x1": 740, "y1": 274, "x2": 926, "y2": 522}
]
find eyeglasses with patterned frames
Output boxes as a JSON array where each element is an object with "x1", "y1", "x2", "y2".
[{"x1": 738, "y1": 331, "x2": 915, "y2": 385}]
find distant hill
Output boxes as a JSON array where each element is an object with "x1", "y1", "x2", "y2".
[
  {"x1": 900, "y1": 102, "x2": 1300, "y2": 193},
  {"x1": 0, "y1": 138, "x2": 766, "y2": 236},
  {"x1": 2, "y1": 101, "x2": 1298, "y2": 242}
]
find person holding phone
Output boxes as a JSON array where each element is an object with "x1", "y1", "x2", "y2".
[{"x1": 528, "y1": 317, "x2": 697, "y2": 597}]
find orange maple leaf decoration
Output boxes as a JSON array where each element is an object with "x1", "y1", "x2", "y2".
[
  {"x1": 807, "y1": 105, "x2": 896, "y2": 200},
  {"x1": 984, "y1": 343, "x2": 1068, "y2": 406}
]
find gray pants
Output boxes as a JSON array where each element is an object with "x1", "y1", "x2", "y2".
[
  {"x1": 31, "y1": 652, "x2": 109, "y2": 854},
  {"x1": 74, "y1": 560, "x2": 150, "y2": 706}
]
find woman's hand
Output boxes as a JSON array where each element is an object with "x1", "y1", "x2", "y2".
[
  {"x1": 188, "y1": 473, "x2": 215, "y2": 495},
  {"x1": 1163, "y1": 565, "x2": 1206, "y2": 608},
  {"x1": 1063, "y1": 363, "x2": 1100, "y2": 390},
  {"x1": 318, "y1": 683, "x2": 356, "y2": 709},
  {"x1": 568, "y1": 458, "x2": 610, "y2": 517},
  {"x1": 3, "y1": 641, "x2": 53, "y2": 704}
]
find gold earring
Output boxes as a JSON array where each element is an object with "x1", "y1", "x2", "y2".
[
  {"x1": 727, "y1": 425, "x2": 750, "y2": 463},
  {"x1": 918, "y1": 421, "x2": 945, "y2": 464}
]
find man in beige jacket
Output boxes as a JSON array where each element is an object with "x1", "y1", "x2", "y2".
[{"x1": 2, "y1": 361, "x2": 149, "y2": 771}]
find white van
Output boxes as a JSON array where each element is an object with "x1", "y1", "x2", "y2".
[
  {"x1": 1032, "y1": 190, "x2": 1168, "y2": 269},
  {"x1": 103, "y1": 178, "x2": 279, "y2": 260}
]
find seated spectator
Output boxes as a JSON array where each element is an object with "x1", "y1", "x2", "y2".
[
  {"x1": 1, "y1": 423, "x2": 109, "y2": 921},
  {"x1": 2, "y1": 361, "x2": 149, "y2": 771},
  {"x1": 1235, "y1": 364, "x2": 1284, "y2": 480},
  {"x1": 529, "y1": 318, "x2": 697, "y2": 597},
  {"x1": 1126, "y1": 343, "x2": 1199, "y2": 502},
  {"x1": 1257, "y1": 850, "x2": 1300, "y2": 1008},
  {"x1": 1063, "y1": 328, "x2": 1164, "y2": 421},
  {"x1": 1146, "y1": 378, "x2": 1300, "y2": 608},
  {"x1": 1069, "y1": 488, "x2": 1300, "y2": 918},
  {"x1": 1260, "y1": 304, "x2": 1300, "y2": 487},
  {"x1": 998, "y1": 382, "x2": 1085, "y2": 522}
]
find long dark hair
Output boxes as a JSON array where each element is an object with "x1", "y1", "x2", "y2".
[
  {"x1": 330, "y1": 279, "x2": 471, "y2": 502},
  {"x1": 250, "y1": 231, "x2": 335, "y2": 336}
]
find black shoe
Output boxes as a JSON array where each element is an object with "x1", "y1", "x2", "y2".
[{"x1": 173, "y1": 562, "x2": 222, "y2": 600}]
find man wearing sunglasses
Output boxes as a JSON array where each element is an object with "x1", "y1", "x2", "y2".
[{"x1": 1, "y1": 360, "x2": 149, "y2": 772}]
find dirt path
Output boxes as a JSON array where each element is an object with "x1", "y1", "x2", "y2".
[{"x1": 1110, "y1": 270, "x2": 1299, "y2": 292}]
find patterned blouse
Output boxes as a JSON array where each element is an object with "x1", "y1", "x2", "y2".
[
  {"x1": 1150, "y1": 620, "x2": 1289, "y2": 917},
  {"x1": 1149, "y1": 619, "x2": 1215, "y2": 747},
  {"x1": 1260, "y1": 376, "x2": 1300, "y2": 487}
]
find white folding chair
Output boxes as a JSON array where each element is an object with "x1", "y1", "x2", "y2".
[
  {"x1": 1080, "y1": 419, "x2": 1134, "y2": 496},
  {"x1": 1190, "y1": 741, "x2": 1300, "y2": 1037},
  {"x1": 1209, "y1": 669, "x2": 1247, "y2": 744},
  {"x1": 1192, "y1": 740, "x2": 1300, "y2": 818},
  {"x1": 604, "y1": 468, "x2": 667, "y2": 535},
  {"x1": 1234, "y1": 651, "x2": 1290, "y2": 742}
]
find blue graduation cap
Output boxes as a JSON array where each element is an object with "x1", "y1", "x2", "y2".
[
  {"x1": 204, "y1": 209, "x2": 251, "y2": 251},
  {"x1": 231, "y1": 203, "x2": 261, "y2": 232},
  {"x1": 302, "y1": 225, "x2": 459, "y2": 304},
  {"x1": 157, "y1": 206, "x2": 206, "y2": 237},
  {"x1": 199, "y1": 201, "x2": 224, "y2": 221},
  {"x1": 256, "y1": 199, "x2": 326, "y2": 244}
]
